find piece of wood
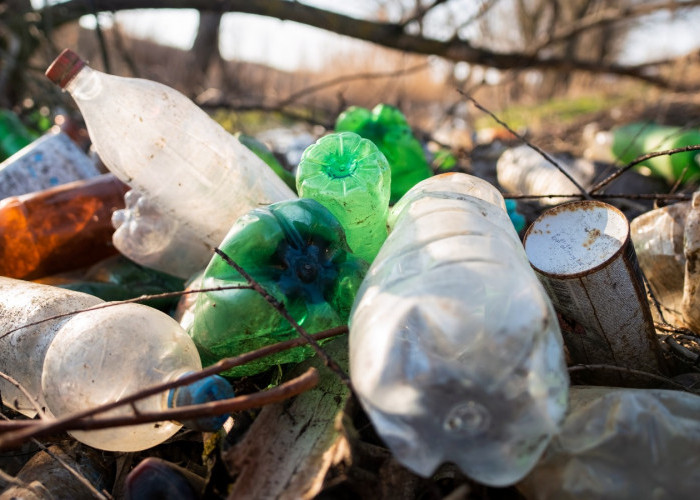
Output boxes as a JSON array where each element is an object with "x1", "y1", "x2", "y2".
[{"x1": 224, "y1": 337, "x2": 351, "y2": 500}]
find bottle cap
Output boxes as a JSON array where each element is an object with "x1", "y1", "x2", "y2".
[
  {"x1": 45, "y1": 49, "x2": 86, "y2": 89},
  {"x1": 167, "y1": 373, "x2": 234, "y2": 432}
]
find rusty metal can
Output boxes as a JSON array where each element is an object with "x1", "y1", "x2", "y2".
[{"x1": 523, "y1": 200, "x2": 667, "y2": 383}]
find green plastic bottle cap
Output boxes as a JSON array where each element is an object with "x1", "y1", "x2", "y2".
[{"x1": 45, "y1": 49, "x2": 86, "y2": 89}]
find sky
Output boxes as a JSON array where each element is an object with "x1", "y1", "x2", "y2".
[{"x1": 30, "y1": 1, "x2": 700, "y2": 71}]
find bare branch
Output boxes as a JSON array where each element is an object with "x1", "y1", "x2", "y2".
[
  {"x1": 33, "y1": 0, "x2": 700, "y2": 89},
  {"x1": 0, "y1": 368, "x2": 320, "y2": 450},
  {"x1": 532, "y1": 0, "x2": 700, "y2": 55}
]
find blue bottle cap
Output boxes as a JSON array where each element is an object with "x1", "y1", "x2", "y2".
[{"x1": 167, "y1": 372, "x2": 234, "y2": 431}]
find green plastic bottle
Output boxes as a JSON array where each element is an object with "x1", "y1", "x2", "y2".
[
  {"x1": 335, "y1": 104, "x2": 432, "y2": 203},
  {"x1": 188, "y1": 198, "x2": 369, "y2": 377},
  {"x1": 611, "y1": 122, "x2": 700, "y2": 185},
  {"x1": 296, "y1": 132, "x2": 391, "y2": 263},
  {"x1": 0, "y1": 109, "x2": 36, "y2": 161},
  {"x1": 46, "y1": 254, "x2": 186, "y2": 312}
]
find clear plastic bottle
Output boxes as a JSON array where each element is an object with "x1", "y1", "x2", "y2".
[
  {"x1": 517, "y1": 386, "x2": 700, "y2": 500},
  {"x1": 111, "y1": 189, "x2": 214, "y2": 278},
  {"x1": 45, "y1": 49, "x2": 296, "y2": 277},
  {"x1": 496, "y1": 145, "x2": 595, "y2": 205},
  {"x1": 296, "y1": 132, "x2": 391, "y2": 262},
  {"x1": 0, "y1": 277, "x2": 233, "y2": 452},
  {"x1": 349, "y1": 173, "x2": 569, "y2": 487}
]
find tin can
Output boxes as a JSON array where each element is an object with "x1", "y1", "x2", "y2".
[{"x1": 523, "y1": 200, "x2": 667, "y2": 383}]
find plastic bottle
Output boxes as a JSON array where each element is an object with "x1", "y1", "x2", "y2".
[
  {"x1": 0, "y1": 109, "x2": 36, "y2": 161},
  {"x1": 517, "y1": 386, "x2": 700, "y2": 500},
  {"x1": 0, "y1": 130, "x2": 102, "y2": 200},
  {"x1": 349, "y1": 173, "x2": 569, "y2": 487},
  {"x1": 629, "y1": 195, "x2": 700, "y2": 333},
  {"x1": 611, "y1": 122, "x2": 700, "y2": 184},
  {"x1": 0, "y1": 173, "x2": 129, "y2": 280},
  {"x1": 0, "y1": 277, "x2": 234, "y2": 452},
  {"x1": 111, "y1": 189, "x2": 215, "y2": 279},
  {"x1": 188, "y1": 198, "x2": 369, "y2": 378},
  {"x1": 296, "y1": 132, "x2": 391, "y2": 262},
  {"x1": 496, "y1": 145, "x2": 596, "y2": 205},
  {"x1": 45, "y1": 49, "x2": 296, "y2": 277},
  {"x1": 38, "y1": 254, "x2": 185, "y2": 313},
  {"x1": 335, "y1": 104, "x2": 432, "y2": 203}
]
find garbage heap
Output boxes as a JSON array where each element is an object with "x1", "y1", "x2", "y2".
[{"x1": 0, "y1": 49, "x2": 698, "y2": 500}]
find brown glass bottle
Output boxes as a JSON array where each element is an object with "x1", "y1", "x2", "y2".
[{"x1": 0, "y1": 173, "x2": 129, "y2": 279}]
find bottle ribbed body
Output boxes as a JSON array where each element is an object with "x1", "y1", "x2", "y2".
[
  {"x1": 349, "y1": 173, "x2": 569, "y2": 486},
  {"x1": 58, "y1": 59, "x2": 296, "y2": 270},
  {"x1": 0, "y1": 174, "x2": 128, "y2": 279},
  {"x1": 0, "y1": 278, "x2": 211, "y2": 451},
  {"x1": 296, "y1": 132, "x2": 390, "y2": 263}
]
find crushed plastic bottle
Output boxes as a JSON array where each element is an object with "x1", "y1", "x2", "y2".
[
  {"x1": 611, "y1": 122, "x2": 700, "y2": 184},
  {"x1": 0, "y1": 173, "x2": 129, "y2": 280},
  {"x1": 349, "y1": 172, "x2": 569, "y2": 487},
  {"x1": 296, "y1": 132, "x2": 391, "y2": 262},
  {"x1": 496, "y1": 145, "x2": 596, "y2": 205},
  {"x1": 0, "y1": 277, "x2": 234, "y2": 452},
  {"x1": 188, "y1": 198, "x2": 369, "y2": 377},
  {"x1": 335, "y1": 104, "x2": 432, "y2": 203},
  {"x1": 45, "y1": 49, "x2": 296, "y2": 278},
  {"x1": 517, "y1": 385, "x2": 700, "y2": 500}
]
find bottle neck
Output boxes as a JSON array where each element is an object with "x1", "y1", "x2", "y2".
[{"x1": 64, "y1": 65, "x2": 102, "y2": 101}]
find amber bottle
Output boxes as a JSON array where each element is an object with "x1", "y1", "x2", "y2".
[{"x1": 0, "y1": 173, "x2": 129, "y2": 279}]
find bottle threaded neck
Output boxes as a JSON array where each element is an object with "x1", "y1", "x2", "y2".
[{"x1": 45, "y1": 49, "x2": 86, "y2": 89}]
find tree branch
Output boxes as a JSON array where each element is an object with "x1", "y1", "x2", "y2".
[{"x1": 33, "y1": 0, "x2": 700, "y2": 90}]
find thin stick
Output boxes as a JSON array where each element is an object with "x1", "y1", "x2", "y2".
[
  {"x1": 0, "y1": 284, "x2": 252, "y2": 341},
  {"x1": 0, "y1": 368, "x2": 319, "y2": 450},
  {"x1": 588, "y1": 144, "x2": 700, "y2": 194},
  {"x1": 568, "y1": 364, "x2": 695, "y2": 392},
  {"x1": 214, "y1": 247, "x2": 351, "y2": 384},
  {"x1": 458, "y1": 89, "x2": 592, "y2": 199}
]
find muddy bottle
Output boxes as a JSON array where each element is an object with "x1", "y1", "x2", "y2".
[
  {"x1": 349, "y1": 173, "x2": 569, "y2": 487},
  {"x1": 0, "y1": 173, "x2": 129, "y2": 280},
  {"x1": 296, "y1": 132, "x2": 391, "y2": 262},
  {"x1": 45, "y1": 49, "x2": 296, "y2": 277},
  {"x1": 0, "y1": 277, "x2": 233, "y2": 452}
]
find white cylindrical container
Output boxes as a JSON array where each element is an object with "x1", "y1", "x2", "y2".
[
  {"x1": 524, "y1": 201, "x2": 667, "y2": 383},
  {"x1": 349, "y1": 173, "x2": 569, "y2": 487}
]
